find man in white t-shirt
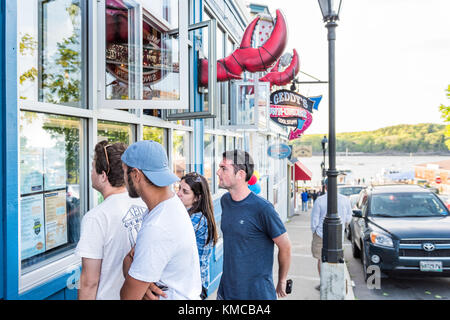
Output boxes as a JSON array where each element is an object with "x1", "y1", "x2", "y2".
[
  {"x1": 120, "y1": 140, "x2": 201, "y2": 300},
  {"x1": 75, "y1": 141, "x2": 147, "y2": 300}
]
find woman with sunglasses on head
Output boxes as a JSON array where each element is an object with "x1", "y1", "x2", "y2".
[{"x1": 177, "y1": 172, "x2": 218, "y2": 300}]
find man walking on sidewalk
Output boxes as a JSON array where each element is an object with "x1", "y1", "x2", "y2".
[
  {"x1": 301, "y1": 190, "x2": 309, "y2": 212},
  {"x1": 216, "y1": 150, "x2": 292, "y2": 300},
  {"x1": 310, "y1": 178, "x2": 352, "y2": 290}
]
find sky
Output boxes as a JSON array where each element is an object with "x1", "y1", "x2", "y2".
[{"x1": 250, "y1": 0, "x2": 450, "y2": 134}]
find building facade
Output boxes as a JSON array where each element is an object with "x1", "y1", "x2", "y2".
[{"x1": 0, "y1": 0, "x2": 292, "y2": 299}]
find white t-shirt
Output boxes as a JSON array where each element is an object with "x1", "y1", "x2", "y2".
[
  {"x1": 75, "y1": 192, "x2": 147, "y2": 300},
  {"x1": 128, "y1": 195, "x2": 202, "y2": 300}
]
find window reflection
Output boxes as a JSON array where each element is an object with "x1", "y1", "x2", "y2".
[
  {"x1": 173, "y1": 130, "x2": 190, "y2": 178},
  {"x1": 143, "y1": 126, "x2": 167, "y2": 148},
  {"x1": 204, "y1": 134, "x2": 214, "y2": 192},
  {"x1": 97, "y1": 120, "x2": 133, "y2": 145},
  {"x1": 19, "y1": 111, "x2": 83, "y2": 273},
  {"x1": 18, "y1": 0, "x2": 84, "y2": 107},
  {"x1": 105, "y1": 0, "x2": 181, "y2": 101}
]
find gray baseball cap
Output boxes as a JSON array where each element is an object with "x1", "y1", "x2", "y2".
[{"x1": 121, "y1": 140, "x2": 179, "y2": 187}]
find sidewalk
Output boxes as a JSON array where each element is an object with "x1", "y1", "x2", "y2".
[{"x1": 208, "y1": 206, "x2": 355, "y2": 300}]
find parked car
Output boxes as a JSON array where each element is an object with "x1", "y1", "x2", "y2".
[
  {"x1": 438, "y1": 194, "x2": 450, "y2": 210},
  {"x1": 351, "y1": 185, "x2": 450, "y2": 279},
  {"x1": 345, "y1": 194, "x2": 361, "y2": 240},
  {"x1": 338, "y1": 185, "x2": 366, "y2": 197}
]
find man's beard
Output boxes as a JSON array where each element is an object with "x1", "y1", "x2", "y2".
[{"x1": 127, "y1": 172, "x2": 140, "y2": 198}]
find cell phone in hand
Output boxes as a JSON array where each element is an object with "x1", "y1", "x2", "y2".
[
  {"x1": 286, "y1": 279, "x2": 293, "y2": 294},
  {"x1": 155, "y1": 281, "x2": 169, "y2": 292}
]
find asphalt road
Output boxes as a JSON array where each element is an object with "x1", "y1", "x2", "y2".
[{"x1": 344, "y1": 238, "x2": 450, "y2": 300}]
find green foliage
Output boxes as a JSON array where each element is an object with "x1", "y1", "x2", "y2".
[
  {"x1": 438, "y1": 85, "x2": 450, "y2": 149},
  {"x1": 293, "y1": 123, "x2": 449, "y2": 154}
]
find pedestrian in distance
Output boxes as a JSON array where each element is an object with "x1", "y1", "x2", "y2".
[
  {"x1": 76, "y1": 141, "x2": 147, "y2": 300},
  {"x1": 312, "y1": 190, "x2": 318, "y2": 202},
  {"x1": 216, "y1": 150, "x2": 292, "y2": 300},
  {"x1": 120, "y1": 140, "x2": 201, "y2": 300},
  {"x1": 177, "y1": 172, "x2": 218, "y2": 300},
  {"x1": 310, "y1": 178, "x2": 352, "y2": 291},
  {"x1": 301, "y1": 189, "x2": 308, "y2": 212}
]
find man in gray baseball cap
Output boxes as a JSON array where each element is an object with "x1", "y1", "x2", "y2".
[{"x1": 120, "y1": 140, "x2": 202, "y2": 300}]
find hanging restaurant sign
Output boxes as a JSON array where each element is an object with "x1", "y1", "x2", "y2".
[
  {"x1": 270, "y1": 90, "x2": 319, "y2": 141},
  {"x1": 267, "y1": 143, "x2": 292, "y2": 159},
  {"x1": 106, "y1": 10, "x2": 178, "y2": 87}
]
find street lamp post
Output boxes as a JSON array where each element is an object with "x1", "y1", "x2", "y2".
[
  {"x1": 321, "y1": 136, "x2": 328, "y2": 193},
  {"x1": 318, "y1": 0, "x2": 345, "y2": 300}
]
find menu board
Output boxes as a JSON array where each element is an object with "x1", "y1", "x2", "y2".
[
  {"x1": 44, "y1": 146, "x2": 66, "y2": 191},
  {"x1": 44, "y1": 191, "x2": 68, "y2": 250},
  {"x1": 20, "y1": 194, "x2": 46, "y2": 260},
  {"x1": 20, "y1": 146, "x2": 44, "y2": 195}
]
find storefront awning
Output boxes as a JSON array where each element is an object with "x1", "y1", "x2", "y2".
[{"x1": 294, "y1": 161, "x2": 312, "y2": 181}]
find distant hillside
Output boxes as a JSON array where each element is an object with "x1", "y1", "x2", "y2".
[{"x1": 293, "y1": 123, "x2": 449, "y2": 154}]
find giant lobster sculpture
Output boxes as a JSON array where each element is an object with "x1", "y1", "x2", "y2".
[{"x1": 199, "y1": 9, "x2": 300, "y2": 88}]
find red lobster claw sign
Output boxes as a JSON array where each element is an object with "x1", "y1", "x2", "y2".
[{"x1": 199, "y1": 10, "x2": 288, "y2": 87}]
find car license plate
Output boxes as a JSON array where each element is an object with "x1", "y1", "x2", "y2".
[{"x1": 420, "y1": 261, "x2": 443, "y2": 272}]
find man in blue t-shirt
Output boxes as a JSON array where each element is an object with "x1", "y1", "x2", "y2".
[{"x1": 216, "y1": 150, "x2": 292, "y2": 300}]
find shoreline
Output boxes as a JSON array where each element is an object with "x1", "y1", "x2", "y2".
[{"x1": 311, "y1": 152, "x2": 450, "y2": 157}]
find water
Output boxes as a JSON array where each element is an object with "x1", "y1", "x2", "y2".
[{"x1": 297, "y1": 155, "x2": 450, "y2": 186}]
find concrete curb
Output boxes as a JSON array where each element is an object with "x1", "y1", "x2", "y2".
[{"x1": 344, "y1": 261, "x2": 356, "y2": 300}]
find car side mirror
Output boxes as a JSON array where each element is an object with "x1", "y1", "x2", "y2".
[{"x1": 352, "y1": 209, "x2": 363, "y2": 218}]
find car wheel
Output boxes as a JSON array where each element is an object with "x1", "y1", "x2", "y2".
[{"x1": 351, "y1": 232, "x2": 360, "y2": 258}]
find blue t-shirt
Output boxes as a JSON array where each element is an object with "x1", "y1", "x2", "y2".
[
  {"x1": 301, "y1": 192, "x2": 308, "y2": 202},
  {"x1": 218, "y1": 192, "x2": 287, "y2": 300}
]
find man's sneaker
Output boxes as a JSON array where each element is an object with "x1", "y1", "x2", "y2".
[{"x1": 315, "y1": 285, "x2": 320, "y2": 291}]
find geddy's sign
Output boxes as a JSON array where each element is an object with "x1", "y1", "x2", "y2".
[{"x1": 270, "y1": 90, "x2": 321, "y2": 140}]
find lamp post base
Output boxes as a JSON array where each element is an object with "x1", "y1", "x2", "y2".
[{"x1": 320, "y1": 262, "x2": 346, "y2": 300}]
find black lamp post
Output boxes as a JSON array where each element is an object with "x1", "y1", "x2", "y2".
[
  {"x1": 318, "y1": 0, "x2": 343, "y2": 264},
  {"x1": 321, "y1": 136, "x2": 328, "y2": 193}
]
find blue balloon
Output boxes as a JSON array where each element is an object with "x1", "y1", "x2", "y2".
[{"x1": 249, "y1": 182, "x2": 261, "y2": 194}]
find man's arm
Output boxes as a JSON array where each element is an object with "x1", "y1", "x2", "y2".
[
  {"x1": 273, "y1": 232, "x2": 292, "y2": 298},
  {"x1": 78, "y1": 258, "x2": 102, "y2": 300},
  {"x1": 120, "y1": 274, "x2": 152, "y2": 300}
]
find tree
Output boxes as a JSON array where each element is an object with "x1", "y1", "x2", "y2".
[{"x1": 439, "y1": 85, "x2": 450, "y2": 149}]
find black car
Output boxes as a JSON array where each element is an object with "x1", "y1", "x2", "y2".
[{"x1": 351, "y1": 185, "x2": 450, "y2": 279}]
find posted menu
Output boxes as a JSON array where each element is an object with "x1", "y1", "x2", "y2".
[
  {"x1": 44, "y1": 191, "x2": 68, "y2": 250},
  {"x1": 21, "y1": 194, "x2": 46, "y2": 260}
]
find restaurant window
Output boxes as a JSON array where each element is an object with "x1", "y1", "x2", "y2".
[
  {"x1": 97, "y1": 120, "x2": 134, "y2": 145},
  {"x1": 173, "y1": 130, "x2": 191, "y2": 179},
  {"x1": 96, "y1": 120, "x2": 135, "y2": 203},
  {"x1": 226, "y1": 136, "x2": 235, "y2": 151},
  {"x1": 19, "y1": 111, "x2": 85, "y2": 274},
  {"x1": 204, "y1": 134, "x2": 215, "y2": 192},
  {"x1": 216, "y1": 135, "x2": 225, "y2": 191},
  {"x1": 99, "y1": 0, "x2": 188, "y2": 109},
  {"x1": 18, "y1": 0, "x2": 86, "y2": 108},
  {"x1": 143, "y1": 126, "x2": 167, "y2": 148}
]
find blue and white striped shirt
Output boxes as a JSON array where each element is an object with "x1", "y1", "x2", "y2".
[{"x1": 190, "y1": 212, "x2": 213, "y2": 289}]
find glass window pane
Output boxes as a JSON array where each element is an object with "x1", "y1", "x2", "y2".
[
  {"x1": 105, "y1": 0, "x2": 181, "y2": 102},
  {"x1": 216, "y1": 136, "x2": 225, "y2": 191},
  {"x1": 105, "y1": 0, "x2": 138, "y2": 100},
  {"x1": 142, "y1": 14, "x2": 180, "y2": 101},
  {"x1": 204, "y1": 134, "x2": 214, "y2": 192},
  {"x1": 97, "y1": 120, "x2": 134, "y2": 145},
  {"x1": 226, "y1": 136, "x2": 234, "y2": 151},
  {"x1": 173, "y1": 130, "x2": 190, "y2": 179},
  {"x1": 143, "y1": 126, "x2": 167, "y2": 148},
  {"x1": 233, "y1": 83, "x2": 255, "y2": 126},
  {"x1": 18, "y1": 0, "x2": 85, "y2": 107},
  {"x1": 19, "y1": 111, "x2": 84, "y2": 273}
]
